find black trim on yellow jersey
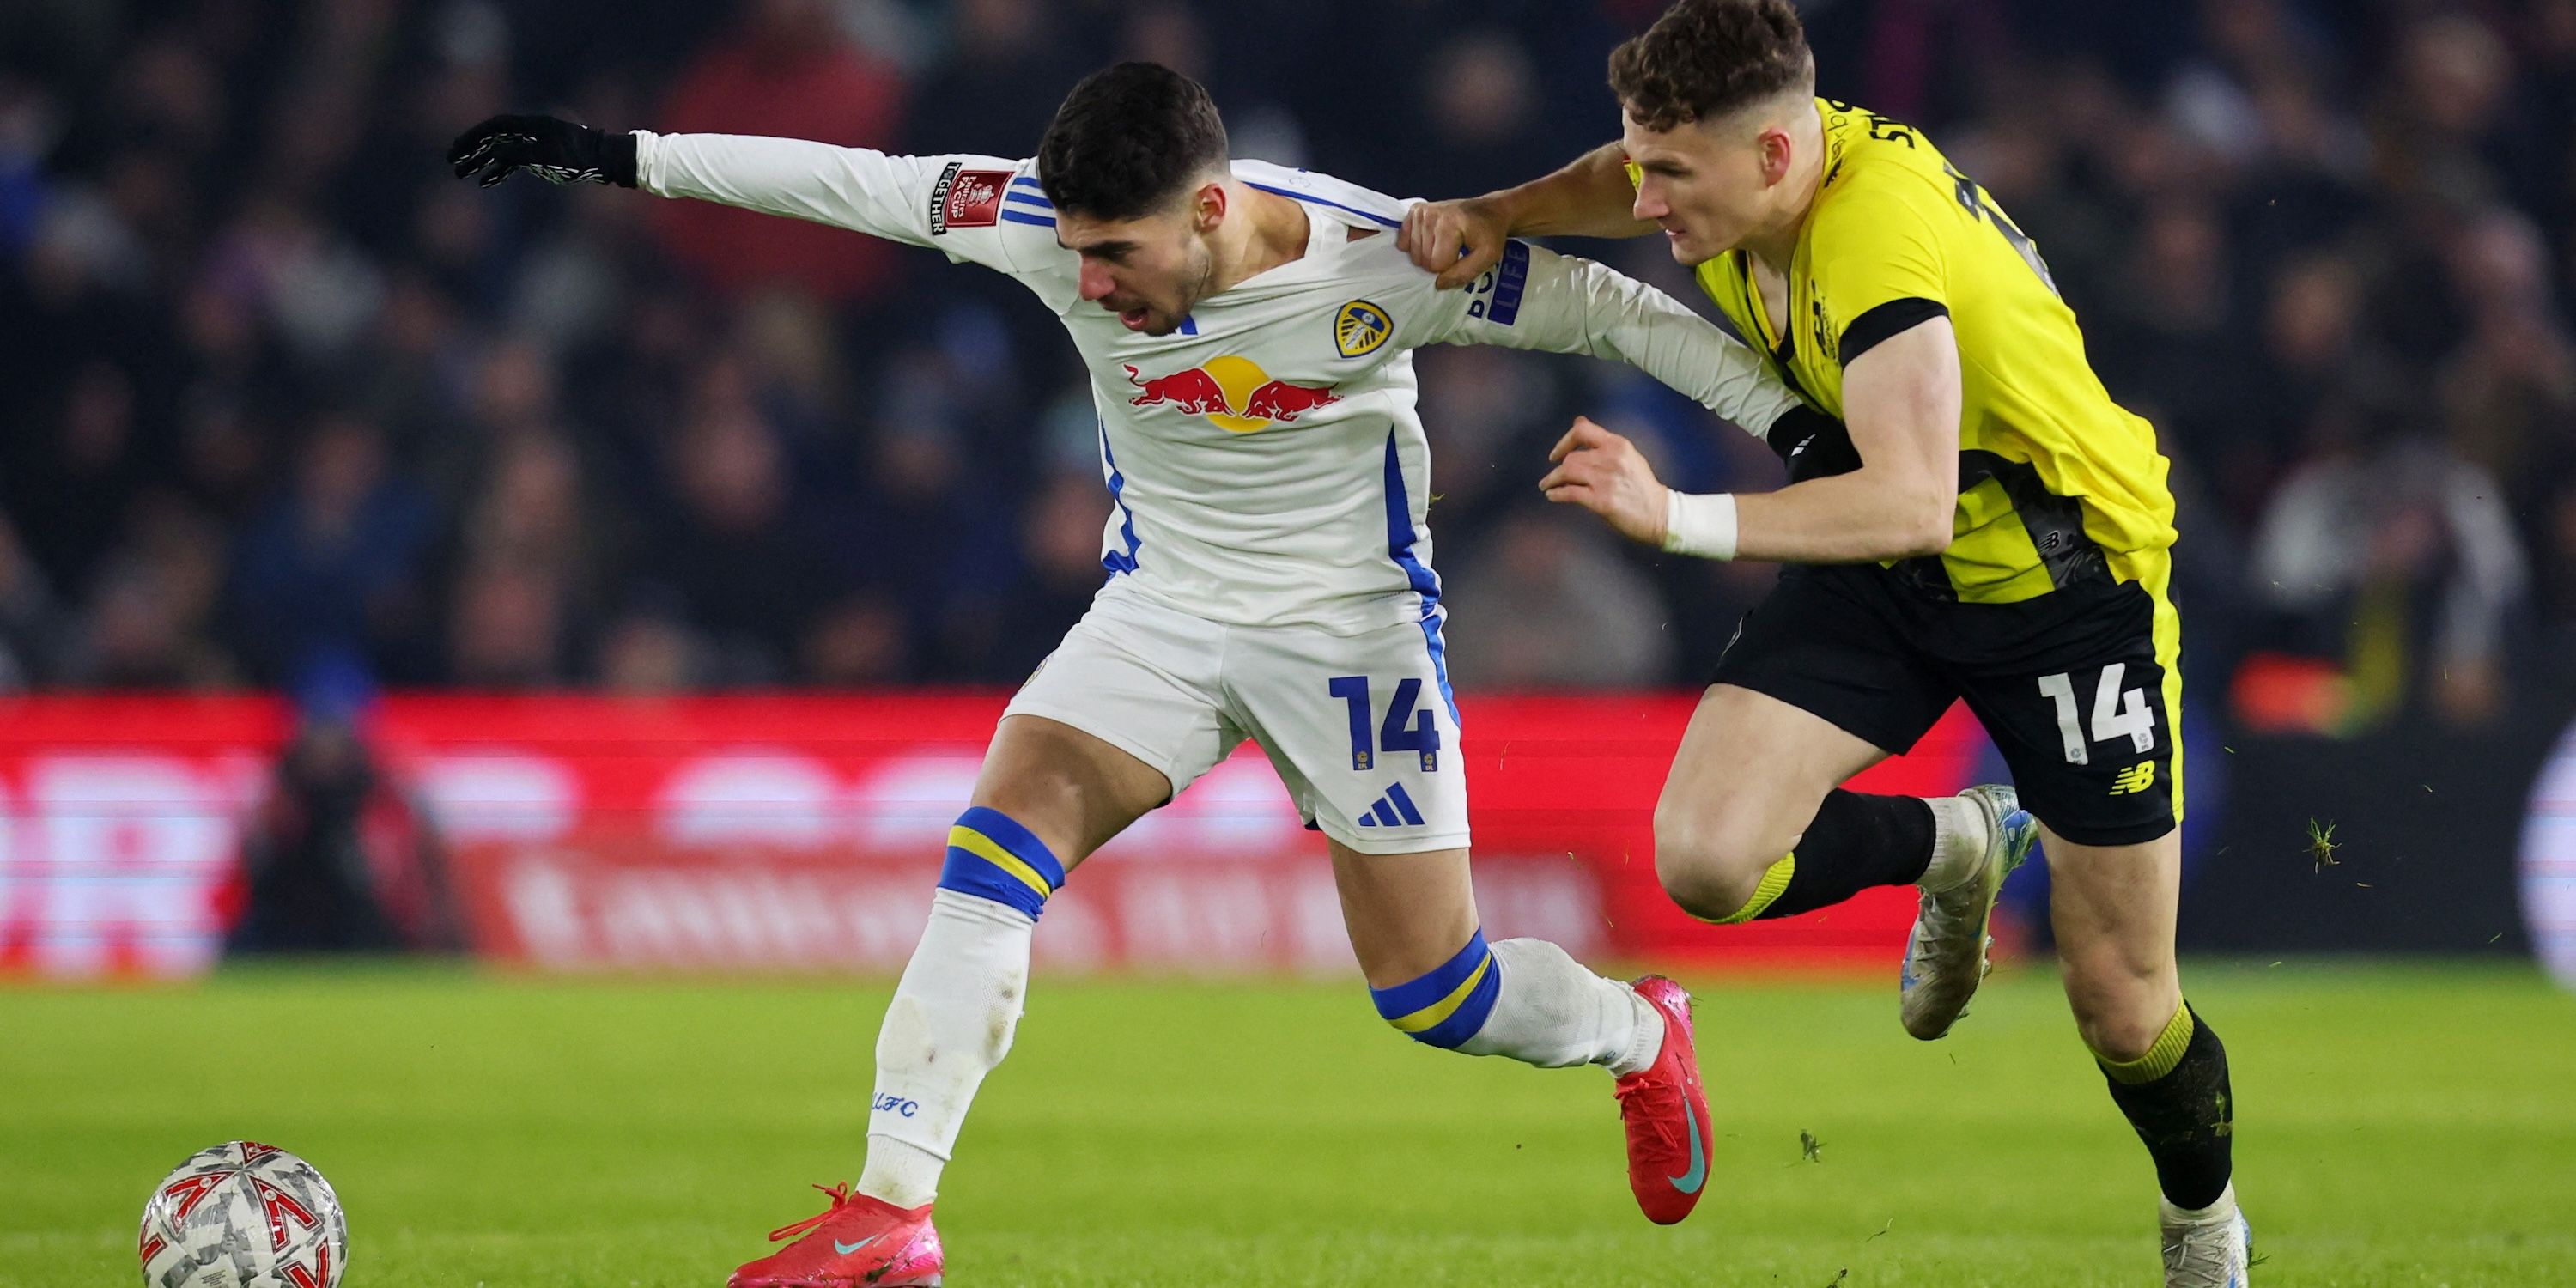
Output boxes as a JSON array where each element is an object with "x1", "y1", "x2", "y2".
[
  {"x1": 1839, "y1": 297, "x2": 1948, "y2": 366},
  {"x1": 1765, "y1": 404, "x2": 1861, "y2": 481},
  {"x1": 1888, "y1": 449, "x2": 2110, "y2": 601}
]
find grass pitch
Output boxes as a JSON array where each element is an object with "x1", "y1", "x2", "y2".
[{"x1": 4, "y1": 961, "x2": 2572, "y2": 1286}]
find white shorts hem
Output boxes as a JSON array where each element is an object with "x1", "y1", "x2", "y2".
[
  {"x1": 1315, "y1": 823, "x2": 1474, "y2": 856},
  {"x1": 999, "y1": 699, "x2": 1192, "y2": 801}
]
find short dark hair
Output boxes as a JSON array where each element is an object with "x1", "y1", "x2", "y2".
[
  {"x1": 1036, "y1": 62, "x2": 1230, "y2": 221},
  {"x1": 1608, "y1": 0, "x2": 1815, "y2": 133}
]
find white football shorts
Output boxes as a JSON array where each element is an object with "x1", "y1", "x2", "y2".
[{"x1": 1003, "y1": 585, "x2": 1467, "y2": 854}]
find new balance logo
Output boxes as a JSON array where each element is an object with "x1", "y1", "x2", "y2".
[
  {"x1": 2110, "y1": 762, "x2": 2156, "y2": 795},
  {"x1": 1352, "y1": 781, "x2": 1426, "y2": 829}
]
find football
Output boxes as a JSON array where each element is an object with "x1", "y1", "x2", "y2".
[{"x1": 137, "y1": 1142, "x2": 347, "y2": 1288}]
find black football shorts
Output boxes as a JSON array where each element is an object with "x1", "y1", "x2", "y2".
[{"x1": 1708, "y1": 558, "x2": 2184, "y2": 847}]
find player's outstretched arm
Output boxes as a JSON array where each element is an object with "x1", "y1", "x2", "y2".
[
  {"x1": 1406, "y1": 240, "x2": 1802, "y2": 439},
  {"x1": 1399, "y1": 143, "x2": 1655, "y2": 289},
  {"x1": 1543, "y1": 318, "x2": 1961, "y2": 564},
  {"x1": 447, "y1": 113, "x2": 1039, "y2": 274}
]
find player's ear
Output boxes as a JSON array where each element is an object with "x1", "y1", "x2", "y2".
[
  {"x1": 1191, "y1": 180, "x2": 1227, "y2": 234},
  {"x1": 1759, "y1": 126, "x2": 1795, "y2": 188}
]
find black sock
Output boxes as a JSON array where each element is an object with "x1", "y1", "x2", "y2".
[
  {"x1": 2100, "y1": 1004, "x2": 2234, "y2": 1210},
  {"x1": 1733, "y1": 790, "x2": 1935, "y2": 921}
]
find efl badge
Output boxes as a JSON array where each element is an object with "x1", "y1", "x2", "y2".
[
  {"x1": 1334, "y1": 299, "x2": 1392, "y2": 358},
  {"x1": 930, "y1": 163, "x2": 1009, "y2": 233}
]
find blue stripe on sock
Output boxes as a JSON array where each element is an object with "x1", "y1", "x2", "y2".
[
  {"x1": 937, "y1": 807, "x2": 1066, "y2": 920},
  {"x1": 938, "y1": 846, "x2": 1046, "y2": 919},
  {"x1": 954, "y1": 806, "x2": 1066, "y2": 888},
  {"x1": 1409, "y1": 959, "x2": 1503, "y2": 1048},
  {"x1": 1370, "y1": 930, "x2": 1490, "y2": 1018}
]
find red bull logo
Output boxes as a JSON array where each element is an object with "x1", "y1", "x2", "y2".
[{"x1": 1125, "y1": 355, "x2": 1340, "y2": 433}]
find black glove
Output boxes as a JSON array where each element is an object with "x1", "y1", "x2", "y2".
[{"x1": 447, "y1": 113, "x2": 638, "y2": 188}]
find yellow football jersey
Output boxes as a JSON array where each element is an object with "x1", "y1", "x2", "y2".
[{"x1": 1683, "y1": 98, "x2": 2177, "y2": 604}]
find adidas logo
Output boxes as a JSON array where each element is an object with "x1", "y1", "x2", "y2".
[{"x1": 1353, "y1": 781, "x2": 1426, "y2": 829}]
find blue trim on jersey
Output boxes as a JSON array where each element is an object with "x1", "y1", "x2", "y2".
[
  {"x1": 1243, "y1": 179, "x2": 1400, "y2": 228},
  {"x1": 1012, "y1": 175, "x2": 1046, "y2": 191},
  {"x1": 1178, "y1": 314, "x2": 1198, "y2": 337},
  {"x1": 1098, "y1": 422, "x2": 1143, "y2": 576},
  {"x1": 1005, "y1": 189, "x2": 1053, "y2": 210},
  {"x1": 1381, "y1": 433, "x2": 1459, "y2": 726},
  {"x1": 999, "y1": 209, "x2": 1055, "y2": 228}
]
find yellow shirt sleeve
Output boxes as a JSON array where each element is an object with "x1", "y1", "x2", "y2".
[{"x1": 1808, "y1": 180, "x2": 1952, "y2": 366}]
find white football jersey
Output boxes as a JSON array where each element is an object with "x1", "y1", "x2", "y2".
[{"x1": 635, "y1": 133, "x2": 1803, "y2": 635}]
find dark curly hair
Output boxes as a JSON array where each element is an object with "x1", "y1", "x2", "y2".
[
  {"x1": 1036, "y1": 62, "x2": 1230, "y2": 221},
  {"x1": 1608, "y1": 0, "x2": 1815, "y2": 132}
]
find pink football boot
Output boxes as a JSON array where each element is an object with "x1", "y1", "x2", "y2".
[
  {"x1": 1615, "y1": 976, "x2": 1715, "y2": 1225},
  {"x1": 727, "y1": 1183, "x2": 943, "y2": 1288}
]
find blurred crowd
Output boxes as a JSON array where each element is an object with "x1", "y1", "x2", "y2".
[{"x1": 2, "y1": 0, "x2": 2573, "y2": 729}]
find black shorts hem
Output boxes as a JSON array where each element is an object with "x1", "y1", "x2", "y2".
[
  {"x1": 1706, "y1": 668, "x2": 1929, "y2": 759},
  {"x1": 2031, "y1": 811, "x2": 2178, "y2": 848}
]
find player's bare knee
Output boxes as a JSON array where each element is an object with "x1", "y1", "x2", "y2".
[
  {"x1": 2074, "y1": 1003, "x2": 2172, "y2": 1065},
  {"x1": 2061, "y1": 962, "x2": 2177, "y2": 1062},
  {"x1": 1652, "y1": 805, "x2": 1781, "y2": 921}
]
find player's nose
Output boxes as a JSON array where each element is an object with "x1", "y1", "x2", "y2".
[{"x1": 1078, "y1": 262, "x2": 1116, "y2": 301}]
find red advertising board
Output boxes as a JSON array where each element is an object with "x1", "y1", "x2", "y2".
[{"x1": 0, "y1": 694, "x2": 1985, "y2": 977}]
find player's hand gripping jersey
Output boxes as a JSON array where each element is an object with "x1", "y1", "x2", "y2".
[
  {"x1": 637, "y1": 132, "x2": 1807, "y2": 635},
  {"x1": 1674, "y1": 99, "x2": 2178, "y2": 605}
]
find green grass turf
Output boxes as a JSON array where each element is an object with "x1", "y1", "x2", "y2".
[{"x1": 4, "y1": 962, "x2": 2572, "y2": 1286}]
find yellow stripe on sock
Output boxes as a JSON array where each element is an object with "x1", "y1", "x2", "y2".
[
  {"x1": 1387, "y1": 955, "x2": 1495, "y2": 1034},
  {"x1": 1707, "y1": 854, "x2": 1796, "y2": 925},
  {"x1": 2097, "y1": 1003, "x2": 2196, "y2": 1084},
  {"x1": 948, "y1": 825, "x2": 1054, "y2": 901}
]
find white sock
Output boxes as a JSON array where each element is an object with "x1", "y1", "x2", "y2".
[
  {"x1": 2160, "y1": 1182, "x2": 2240, "y2": 1224},
  {"x1": 1457, "y1": 938, "x2": 1664, "y2": 1075},
  {"x1": 856, "y1": 889, "x2": 1033, "y2": 1208},
  {"x1": 1919, "y1": 794, "x2": 1990, "y2": 891}
]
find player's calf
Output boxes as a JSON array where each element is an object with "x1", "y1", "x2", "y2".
[
  {"x1": 1658, "y1": 788, "x2": 1962, "y2": 924},
  {"x1": 2095, "y1": 1002, "x2": 2235, "y2": 1212},
  {"x1": 732, "y1": 806, "x2": 1065, "y2": 1288},
  {"x1": 857, "y1": 807, "x2": 1067, "y2": 1208},
  {"x1": 1367, "y1": 931, "x2": 1661, "y2": 1071},
  {"x1": 1365, "y1": 930, "x2": 1718, "y2": 1225},
  {"x1": 2093, "y1": 1002, "x2": 2245, "y2": 1287}
]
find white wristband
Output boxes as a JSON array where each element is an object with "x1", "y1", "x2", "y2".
[{"x1": 1661, "y1": 490, "x2": 1739, "y2": 561}]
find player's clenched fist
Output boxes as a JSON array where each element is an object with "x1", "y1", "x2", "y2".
[
  {"x1": 1538, "y1": 417, "x2": 1669, "y2": 546},
  {"x1": 1398, "y1": 197, "x2": 1511, "y2": 290},
  {"x1": 447, "y1": 114, "x2": 635, "y2": 188}
]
